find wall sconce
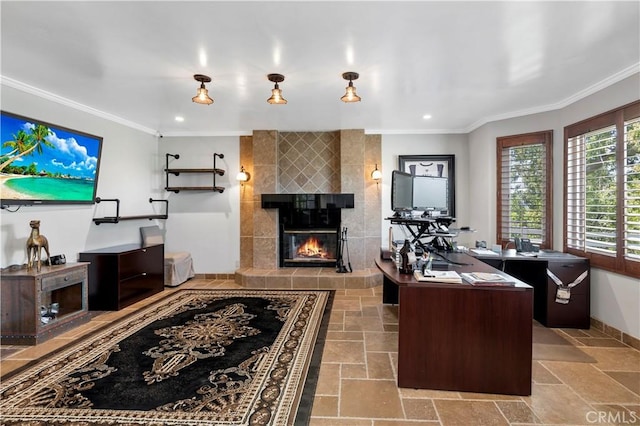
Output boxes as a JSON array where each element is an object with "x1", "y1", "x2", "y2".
[
  {"x1": 236, "y1": 166, "x2": 251, "y2": 185},
  {"x1": 267, "y1": 73, "x2": 287, "y2": 104},
  {"x1": 341, "y1": 72, "x2": 361, "y2": 103},
  {"x1": 371, "y1": 164, "x2": 382, "y2": 182},
  {"x1": 192, "y1": 74, "x2": 214, "y2": 105}
]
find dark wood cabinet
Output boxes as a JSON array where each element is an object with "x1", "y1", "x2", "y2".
[
  {"x1": 1, "y1": 263, "x2": 90, "y2": 345},
  {"x1": 478, "y1": 254, "x2": 591, "y2": 329},
  {"x1": 504, "y1": 257, "x2": 590, "y2": 328},
  {"x1": 79, "y1": 244, "x2": 164, "y2": 310}
]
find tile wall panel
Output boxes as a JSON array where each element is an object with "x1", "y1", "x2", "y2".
[
  {"x1": 239, "y1": 136, "x2": 253, "y2": 268},
  {"x1": 251, "y1": 131, "x2": 278, "y2": 268},
  {"x1": 278, "y1": 131, "x2": 340, "y2": 193}
]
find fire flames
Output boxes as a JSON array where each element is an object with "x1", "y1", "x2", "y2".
[{"x1": 296, "y1": 236, "x2": 328, "y2": 259}]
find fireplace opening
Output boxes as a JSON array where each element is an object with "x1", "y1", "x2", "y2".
[
  {"x1": 261, "y1": 193, "x2": 354, "y2": 268},
  {"x1": 282, "y1": 229, "x2": 338, "y2": 267}
]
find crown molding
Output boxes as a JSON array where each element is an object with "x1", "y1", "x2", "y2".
[
  {"x1": 159, "y1": 130, "x2": 253, "y2": 138},
  {"x1": 0, "y1": 75, "x2": 158, "y2": 135},
  {"x1": 463, "y1": 62, "x2": 640, "y2": 133}
]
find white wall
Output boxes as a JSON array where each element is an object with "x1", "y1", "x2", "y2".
[
  {"x1": 157, "y1": 136, "x2": 241, "y2": 273},
  {"x1": 1, "y1": 85, "x2": 160, "y2": 266},
  {"x1": 379, "y1": 134, "x2": 470, "y2": 248},
  {"x1": 467, "y1": 74, "x2": 640, "y2": 339}
]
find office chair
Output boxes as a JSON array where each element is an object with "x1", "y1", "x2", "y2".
[{"x1": 140, "y1": 225, "x2": 194, "y2": 287}]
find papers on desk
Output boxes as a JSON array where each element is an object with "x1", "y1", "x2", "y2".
[
  {"x1": 414, "y1": 270, "x2": 462, "y2": 283},
  {"x1": 460, "y1": 272, "x2": 515, "y2": 287},
  {"x1": 470, "y1": 248, "x2": 499, "y2": 256}
]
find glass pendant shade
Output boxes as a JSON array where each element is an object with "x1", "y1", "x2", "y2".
[
  {"x1": 267, "y1": 74, "x2": 287, "y2": 104},
  {"x1": 341, "y1": 81, "x2": 361, "y2": 103},
  {"x1": 192, "y1": 83, "x2": 213, "y2": 105},
  {"x1": 267, "y1": 83, "x2": 287, "y2": 104},
  {"x1": 192, "y1": 74, "x2": 214, "y2": 105}
]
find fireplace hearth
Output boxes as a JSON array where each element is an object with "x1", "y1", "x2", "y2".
[{"x1": 261, "y1": 193, "x2": 354, "y2": 267}]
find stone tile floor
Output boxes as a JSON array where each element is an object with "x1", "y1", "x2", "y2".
[{"x1": 1, "y1": 277, "x2": 638, "y2": 425}]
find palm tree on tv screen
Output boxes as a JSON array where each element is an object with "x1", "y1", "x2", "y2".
[{"x1": 0, "y1": 124, "x2": 55, "y2": 173}]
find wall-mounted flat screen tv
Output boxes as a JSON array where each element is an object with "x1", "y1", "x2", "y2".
[{"x1": 0, "y1": 111, "x2": 103, "y2": 206}]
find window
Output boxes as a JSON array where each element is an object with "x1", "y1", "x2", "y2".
[
  {"x1": 564, "y1": 100, "x2": 640, "y2": 278},
  {"x1": 497, "y1": 131, "x2": 553, "y2": 249}
]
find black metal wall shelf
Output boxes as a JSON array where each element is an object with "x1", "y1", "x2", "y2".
[
  {"x1": 92, "y1": 198, "x2": 168, "y2": 225},
  {"x1": 164, "y1": 153, "x2": 225, "y2": 193}
]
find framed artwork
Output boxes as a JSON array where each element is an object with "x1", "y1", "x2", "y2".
[{"x1": 398, "y1": 155, "x2": 455, "y2": 216}]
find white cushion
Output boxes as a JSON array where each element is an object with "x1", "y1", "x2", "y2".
[{"x1": 164, "y1": 251, "x2": 195, "y2": 287}]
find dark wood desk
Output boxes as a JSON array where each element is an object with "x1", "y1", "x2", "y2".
[{"x1": 376, "y1": 253, "x2": 533, "y2": 396}]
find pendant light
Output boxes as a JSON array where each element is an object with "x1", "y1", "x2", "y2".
[
  {"x1": 267, "y1": 73, "x2": 287, "y2": 104},
  {"x1": 341, "y1": 72, "x2": 361, "y2": 103},
  {"x1": 192, "y1": 74, "x2": 214, "y2": 105}
]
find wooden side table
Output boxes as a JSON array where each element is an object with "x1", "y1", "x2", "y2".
[{"x1": 1, "y1": 263, "x2": 90, "y2": 345}]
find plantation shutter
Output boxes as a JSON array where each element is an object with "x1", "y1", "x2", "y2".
[
  {"x1": 564, "y1": 100, "x2": 640, "y2": 277},
  {"x1": 566, "y1": 125, "x2": 617, "y2": 256},
  {"x1": 497, "y1": 131, "x2": 552, "y2": 248},
  {"x1": 566, "y1": 133, "x2": 587, "y2": 251},
  {"x1": 624, "y1": 117, "x2": 640, "y2": 261}
]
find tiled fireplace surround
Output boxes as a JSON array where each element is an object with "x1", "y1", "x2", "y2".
[{"x1": 235, "y1": 129, "x2": 383, "y2": 289}]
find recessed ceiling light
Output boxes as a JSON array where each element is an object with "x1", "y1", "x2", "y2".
[
  {"x1": 175, "y1": 116, "x2": 184, "y2": 122},
  {"x1": 423, "y1": 114, "x2": 432, "y2": 120}
]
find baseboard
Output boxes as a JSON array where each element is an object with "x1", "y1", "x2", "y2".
[
  {"x1": 590, "y1": 317, "x2": 640, "y2": 351},
  {"x1": 193, "y1": 273, "x2": 236, "y2": 280}
]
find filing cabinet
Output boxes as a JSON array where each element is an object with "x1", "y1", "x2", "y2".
[
  {"x1": 502, "y1": 256, "x2": 590, "y2": 328},
  {"x1": 79, "y1": 243, "x2": 164, "y2": 310},
  {"x1": 474, "y1": 252, "x2": 591, "y2": 329}
]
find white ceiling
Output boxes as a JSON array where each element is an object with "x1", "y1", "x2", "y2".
[{"x1": 1, "y1": 1, "x2": 639, "y2": 136}]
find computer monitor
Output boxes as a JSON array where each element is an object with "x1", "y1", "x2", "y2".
[
  {"x1": 413, "y1": 175, "x2": 448, "y2": 214},
  {"x1": 391, "y1": 170, "x2": 413, "y2": 213}
]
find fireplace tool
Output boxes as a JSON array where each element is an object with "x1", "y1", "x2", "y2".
[
  {"x1": 336, "y1": 227, "x2": 352, "y2": 273},
  {"x1": 336, "y1": 227, "x2": 347, "y2": 273}
]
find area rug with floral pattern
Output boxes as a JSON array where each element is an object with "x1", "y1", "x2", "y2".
[{"x1": 0, "y1": 289, "x2": 333, "y2": 425}]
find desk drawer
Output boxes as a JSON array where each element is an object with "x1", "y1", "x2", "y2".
[
  {"x1": 544, "y1": 259, "x2": 590, "y2": 328},
  {"x1": 119, "y1": 247, "x2": 161, "y2": 281},
  {"x1": 41, "y1": 268, "x2": 86, "y2": 292},
  {"x1": 547, "y1": 261, "x2": 589, "y2": 296}
]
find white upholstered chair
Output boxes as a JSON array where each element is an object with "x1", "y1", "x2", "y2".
[{"x1": 140, "y1": 225, "x2": 195, "y2": 287}]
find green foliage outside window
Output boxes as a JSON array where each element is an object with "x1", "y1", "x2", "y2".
[{"x1": 508, "y1": 144, "x2": 545, "y2": 241}]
